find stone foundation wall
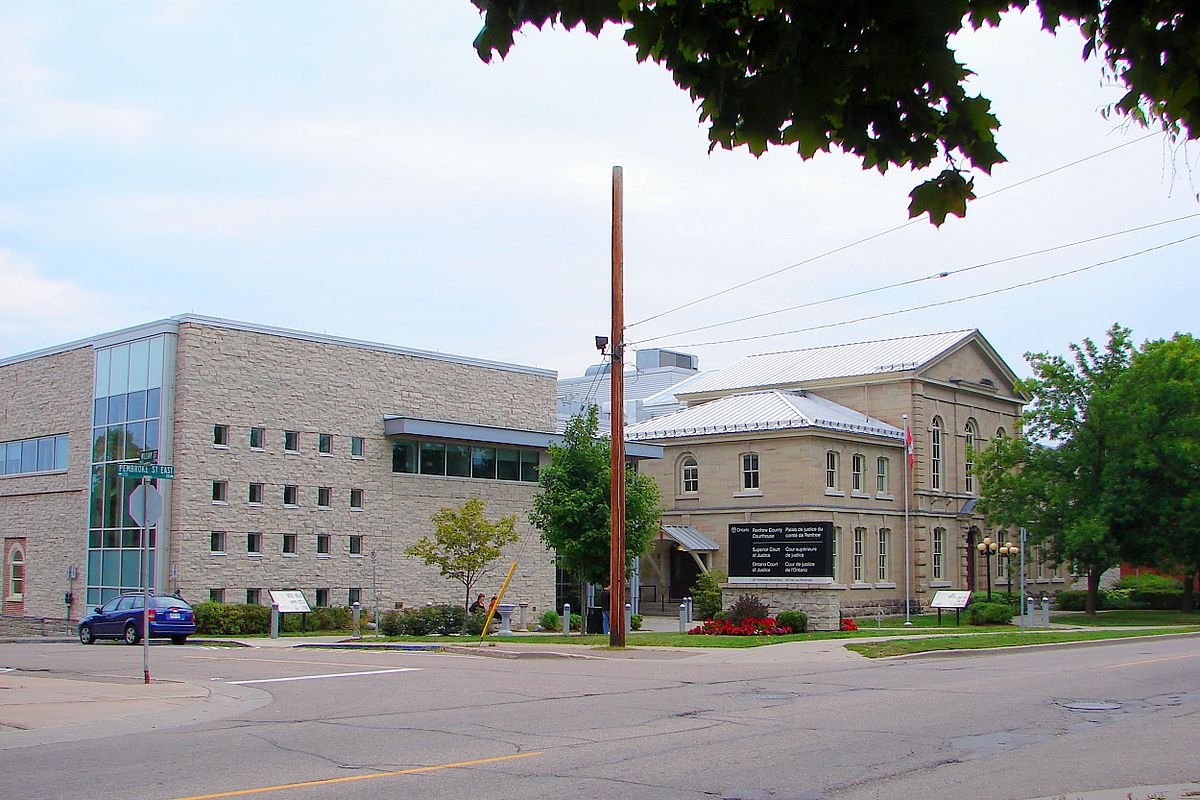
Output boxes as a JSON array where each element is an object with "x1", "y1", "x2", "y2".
[
  {"x1": 0, "y1": 615, "x2": 74, "y2": 638},
  {"x1": 721, "y1": 584, "x2": 841, "y2": 631}
]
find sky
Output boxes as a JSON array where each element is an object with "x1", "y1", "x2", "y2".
[{"x1": 2, "y1": 2, "x2": 1198, "y2": 383}]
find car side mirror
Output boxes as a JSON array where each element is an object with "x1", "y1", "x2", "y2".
[{"x1": 93, "y1": 607, "x2": 101, "y2": 613}]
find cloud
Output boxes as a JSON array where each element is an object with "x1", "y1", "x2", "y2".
[{"x1": 0, "y1": 250, "x2": 112, "y2": 346}]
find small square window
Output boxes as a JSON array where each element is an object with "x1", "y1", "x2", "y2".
[
  {"x1": 250, "y1": 427, "x2": 265, "y2": 449},
  {"x1": 349, "y1": 488, "x2": 363, "y2": 510},
  {"x1": 212, "y1": 481, "x2": 227, "y2": 503},
  {"x1": 317, "y1": 486, "x2": 331, "y2": 508},
  {"x1": 210, "y1": 530, "x2": 226, "y2": 553},
  {"x1": 316, "y1": 533, "x2": 330, "y2": 555},
  {"x1": 248, "y1": 482, "x2": 264, "y2": 505},
  {"x1": 315, "y1": 588, "x2": 329, "y2": 607},
  {"x1": 213, "y1": 424, "x2": 229, "y2": 447},
  {"x1": 246, "y1": 588, "x2": 261, "y2": 605},
  {"x1": 247, "y1": 532, "x2": 262, "y2": 555},
  {"x1": 349, "y1": 535, "x2": 363, "y2": 555},
  {"x1": 283, "y1": 485, "x2": 298, "y2": 506},
  {"x1": 348, "y1": 588, "x2": 361, "y2": 605},
  {"x1": 284, "y1": 430, "x2": 299, "y2": 452},
  {"x1": 282, "y1": 533, "x2": 297, "y2": 555},
  {"x1": 351, "y1": 436, "x2": 364, "y2": 458},
  {"x1": 209, "y1": 588, "x2": 225, "y2": 603},
  {"x1": 318, "y1": 433, "x2": 332, "y2": 454}
]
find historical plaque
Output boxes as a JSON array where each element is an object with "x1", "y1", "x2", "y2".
[{"x1": 728, "y1": 522, "x2": 834, "y2": 583}]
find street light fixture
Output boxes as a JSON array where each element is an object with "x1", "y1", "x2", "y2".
[
  {"x1": 998, "y1": 541, "x2": 1019, "y2": 597},
  {"x1": 976, "y1": 536, "x2": 999, "y2": 601}
]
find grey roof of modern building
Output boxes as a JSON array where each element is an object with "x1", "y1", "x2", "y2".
[
  {"x1": 674, "y1": 330, "x2": 979, "y2": 397},
  {"x1": 0, "y1": 314, "x2": 556, "y2": 377},
  {"x1": 624, "y1": 390, "x2": 903, "y2": 441},
  {"x1": 557, "y1": 364, "x2": 701, "y2": 405}
]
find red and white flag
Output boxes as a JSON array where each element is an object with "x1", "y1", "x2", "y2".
[{"x1": 904, "y1": 423, "x2": 915, "y2": 470}]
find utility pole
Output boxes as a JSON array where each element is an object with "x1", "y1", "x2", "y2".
[{"x1": 609, "y1": 165, "x2": 627, "y2": 648}]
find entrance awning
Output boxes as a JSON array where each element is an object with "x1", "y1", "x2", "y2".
[{"x1": 660, "y1": 525, "x2": 720, "y2": 552}]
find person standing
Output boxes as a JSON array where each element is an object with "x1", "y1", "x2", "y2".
[{"x1": 600, "y1": 585, "x2": 611, "y2": 634}]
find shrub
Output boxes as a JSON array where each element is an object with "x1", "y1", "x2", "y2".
[
  {"x1": 192, "y1": 601, "x2": 243, "y2": 635},
  {"x1": 692, "y1": 570, "x2": 727, "y2": 621},
  {"x1": 240, "y1": 604, "x2": 271, "y2": 635},
  {"x1": 1130, "y1": 590, "x2": 1187, "y2": 610},
  {"x1": 379, "y1": 610, "x2": 404, "y2": 636},
  {"x1": 464, "y1": 610, "x2": 491, "y2": 636},
  {"x1": 1052, "y1": 590, "x2": 1088, "y2": 611},
  {"x1": 725, "y1": 594, "x2": 769, "y2": 625},
  {"x1": 569, "y1": 613, "x2": 582, "y2": 631},
  {"x1": 1116, "y1": 573, "x2": 1182, "y2": 593},
  {"x1": 688, "y1": 617, "x2": 791, "y2": 636},
  {"x1": 776, "y1": 610, "x2": 807, "y2": 633},
  {"x1": 630, "y1": 613, "x2": 643, "y2": 631},
  {"x1": 1100, "y1": 588, "x2": 1146, "y2": 610},
  {"x1": 306, "y1": 606, "x2": 353, "y2": 631},
  {"x1": 967, "y1": 601, "x2": 1015, "y2": 625},
  {"x1": 539, "y1": 610, "x2": 560, "y2": 632},
  {"x1": 839, "y1": 618, "x2": 858, "y2": 631}
]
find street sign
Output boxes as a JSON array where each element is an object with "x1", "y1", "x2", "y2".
[
  {"x1": 117, "y1": 463, "x2": 174, "y2": 479},
  {"x1": 128, "y1": 483, "x2": 164, "y2": 527},
  {"x1": 139, "y1": 449, "x2": 158, "y2": 464}
]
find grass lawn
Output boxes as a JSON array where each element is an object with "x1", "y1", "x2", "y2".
[
  {"x1": 1053, "y1": 609, "x2": 1200, "y2": 627},
  {"x1": 846, "y1": 626, "x2": 1200, "y2": 658}
]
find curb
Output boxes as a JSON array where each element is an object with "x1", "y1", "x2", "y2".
[{"x1": 885, "y1": 629, "x2": 1200, "y2": 660}]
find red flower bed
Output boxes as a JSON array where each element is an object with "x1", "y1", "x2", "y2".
[
  {"x1": 688, "y1": 617, "x2": 793, "y2": 636},
  {"x1": 839, "y1": 618, "x2": 858, "y2": 631}
]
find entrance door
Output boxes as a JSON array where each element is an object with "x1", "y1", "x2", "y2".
[{"x1": 669, "y1": 549, "x2": 702, "y2": 600}]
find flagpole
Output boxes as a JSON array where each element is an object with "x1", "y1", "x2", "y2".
[{"x1": 903, "y1": 414, "x2": 912, "y2": 626}]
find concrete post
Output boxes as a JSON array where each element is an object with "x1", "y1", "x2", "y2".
[
  {"x1": 1026, "y1": 595, "x2": 1036, "y2": 626},
  {"x1": 624, "y1": 602, "x2": 632, "y2": 633},
  {"x1": 1041, "y1": 595, "x2": 1051, "y2": 627},
  {"x1": 270, "y1": 603, "x2": 280, "y2": 639},
  {"x1": 679, "y1": 603, "x2": 688, "y2": 633},
  {"x1": 517, "y1": 601, "x2": 529, "y2": 631},
  {"x1": 562, "y1": 603, "x2": 571, "y2": 636},
  {"x1": 351, "y1": 602, "x2": 361, "y2": 638},
  {"x1": 684, "y1": 596, "x2": 693, "y2": 624}
]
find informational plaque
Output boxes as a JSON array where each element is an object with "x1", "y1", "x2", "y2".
[
  {"x1": 930, "y1": 590, "x2": 972, "y2": 609},
  {"x1": 268, "y1": 590, "x2": 312, "y2": 613},
  {"x1": 728, "y1": 522, "x2": 834, "y2": 584}
]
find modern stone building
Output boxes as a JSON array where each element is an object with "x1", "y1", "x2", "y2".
[
  {"x1": 626, "y1": 330, "x2": 1069, "y2": 625},
  {"x1": 1, "y1": 315, "x2": 561, "y2": 623}
]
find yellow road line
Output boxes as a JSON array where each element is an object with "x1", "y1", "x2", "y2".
[
  {"x1": 169, "y1": 751, "x2": 543, "y2": 800},
  {"x1": 1105, "y1": 652, "x2": 1200, "y2": 669}
]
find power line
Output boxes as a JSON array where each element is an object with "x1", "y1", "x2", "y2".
[
  {"x1": 626, "y1": 130, "x2": 1163, "y2": 330},
  {"x1": 628, "y1": 213, "x2": 1198, "y2": 346},
  {"x1": 664, "y1": 232, "x2": 1200, "y2": 349}
]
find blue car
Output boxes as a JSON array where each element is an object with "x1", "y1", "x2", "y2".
[{"x1": 78, "y1": 593, "x2": 195, "y2": 645}]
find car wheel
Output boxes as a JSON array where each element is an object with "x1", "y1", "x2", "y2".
[
  {"x1": 123, "y1": 624, "x2": 141, "y2": 645},
  {"x1": 79, "y1": 625, "x2": 95, "y2": 645},
  {"x1": 170, "y1": 635, "x2": 188, "y2": 645}
]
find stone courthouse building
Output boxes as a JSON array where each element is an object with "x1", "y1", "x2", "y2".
[
  {"x1": 626, "y1": 330, "x2": 1068, "y2": 625},
  {"x1": 0, "y1": 315, "x2": 561, "y2": 622}
]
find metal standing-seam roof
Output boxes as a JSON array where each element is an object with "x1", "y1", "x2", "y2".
[
  {"x1": 675, "y1": 330, "x2": 976, "y2": 397},
  {"x1": 661, "y1": 525, "x2": 721, "y2": 552},
  {"x1": 625, "y1": 390, "x2": 903, "y2": 441}
]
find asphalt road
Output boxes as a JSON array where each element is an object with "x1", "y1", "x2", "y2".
[{"x1": 1, "y1": 635, "x2": 1198, "y2": 800}]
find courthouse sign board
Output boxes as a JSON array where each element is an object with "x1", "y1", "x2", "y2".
[{"x1": 728, "y1": 522, "x2": 834, "y2": 584}]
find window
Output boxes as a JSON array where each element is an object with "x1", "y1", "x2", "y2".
[
  {"x1": 497, "y1": 448, "x2": 521, "y2": 481},
  {"x1": 283, "y1": 485, "x2": 298, "y2": 506},
  {"x1": 209, "y1": 588, "x2": 225, "y2": 603},
  {"x1": 249, "y1": 427, "x2": 265, "y2": 449},
  {"x1": 930, "y1": 416, "x2": 944, "y2": 490},
  {"x1": 7, "y1": 547, "x2": 24, "y2": 598},
  {"x1": 247, "y1": 532, "x2": 262, "y2": 555},
  {"x1": 933, "y1": 528, "x2": 945, "y2": 580},
  {"x1": 284, "y1": 430, "x2": 299, "y2": 452},
  {"x1": 392, "y1": 440, "x2": 416, "y2": 473},
  {"x1": 212, "y1": 481, "x2": 227, "y2": 503},
  {"x1": 877, "y1": 529, "x2": 890, "y2": 581},
  {"x1": 520, "y1": 451, "x2": 539, "y2": 482},
  {"x1": 876, "y1": 457, "x2": 889, "y2": 494},
  {"x1": 421, "y1": 441, "x2": 446, "y2": 475},
  {"x1": 681, "y1": 456, "x2": 699, "y2": 494},
  {"x1": 1, "y1": 434, "x2": 69, "y2": 476},
  {"x1": 248, "y1": 483, "x2": 263, "y2": 505},
  {"x1": 964, "y1": 419, "x2": 977, "y2": 494},
  {"x1": 825, "y1": 451, "x2": 839, "y2": 490},
  {"x1": 995, "y1": 427, "x2": 1007, "y2": 441},
  {"x1": 741, "y1": 453, "x2": 759, "y2": 491},
  {"x1": 351, "y1": 436, "x2": 364, "y2": 458},
  {"x1": 282, "y1": 534, "x2": 298, "y2": 555},
  {"x1": 851, "y1": 453, "x2": 865, "y2": 492},
  {"x1": 210, "y1": 530, "x2": 226, "y2": 554},
  {"x1": 471, "y1": 447, "x2": 496, "y2": 479},
  {"x1": 315, "y1": 588, "x2": 329, "y2": 607},
  {"x1": 446, "y1": 444, "x2": 471, "y2": 477},
  {"x1": 350, "y1": 488, "x2": 363, "y2": 510},
  {"x1": 318, "y1": 433, "x2": 332, "y2": 454},
  {"x1": 348, "y1": 588, "x2": 362, "y2": 605},
  {"x1": 391, "y1": 438, "x2": 540, "y2": 482},
  {"x1": 246, "y1": 588, "x2": 261, "y2": 605},
  {"x1": 317, "y1": 487, "x2": 331, "y2": 508},
  {"x1": 853, "y1": 528, "x2": 865, "y2": 583},
  {"x1": 316, "y1": 533, "x2": 330, "y2": 556},
  {"x1": 213, "y1": 424, "x2": 229, "y2": 447},
  {"x1": 831, "y1": 527, "x2": 840, "y2": 582},
  {"x1": 349, "y1": 535, "x2": 363, "y2": 556}
]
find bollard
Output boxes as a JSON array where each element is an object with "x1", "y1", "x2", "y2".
[
  {"x1": 562, "y1": 603, "x2": 571, "y2": 636},
  {"x1": 1041, "y1": 595, "x2": 1051, "y2": 627},
  {"x1": 1026, "y1": 595, "x2": 1036, "y2": 626},
  {"x1": 684, "y1": 596, "x2": 693, "y2": 624},
  {"x1": 351, "y1": 602, "x2": 361, "y2": 638},
  {"x1": 518, "y1": 601, "x2": 529, "y2": 632},
  {"x1": 624, "y1": 602, "x2": 632, "y2": 633},
  {"x1": 679, "y1": 603, "x2": 688, "y2": 633},
  {"x1": 270, "y1": 603, "x2": 280, "y2": 639}
]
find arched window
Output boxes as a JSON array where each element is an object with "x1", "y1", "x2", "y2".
[
  {"x1": 852, "y1": 528, "x2": 866, "y2": 583},
  {"x1": 876, "y1": 456, "x2": 889, "y2": 494},
  {"x1": 680, "y1": 456, "x2": 699, "y2": 494},
  {"x1": 932, "y1": 528, "x2": 946, "y2": 580},
  {"x1": 930, "y1": 416, "x2": 944, "y2": 490},
  {"x1": 994, "y1": 427, "x2": 1007, "y2": 442},
  {"x1": 740, "y1": 452, "x2": 759, "y2": 491},
  {"x1": 825, "y1": 450, "x2": 840, "y2": 490},
  {"x1": 851, "y1": 453, "x2": 866, "y2": 492},
  {"x1": 877, "y1": 528, "x2": 891, "y2": 581},
  {"x1": 964, "y1": 419, "x2": 978, "y2": 494},
  {"x1": 7, "y1": 546, "x2": 24, "y2": 598}
]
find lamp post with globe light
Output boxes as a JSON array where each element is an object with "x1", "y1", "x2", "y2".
[
  {"x1": 976, "y1": 536, "x2": 999, "y2": 601},
  {"x1": 998, "y1": 541, "x2": 1019, "y2": 598}
]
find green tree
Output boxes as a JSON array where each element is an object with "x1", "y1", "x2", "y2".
[
  {"x1": 529, "y1": 405, "x2": 662, "y2": 629},
  {"x1": 404, "y1": 498, "x2": 520, "y2": 626},
  {"x1": 976, "y1": 324, "x2": 1135, "y2": 614},
  {"x1": 1098, "y1": 333, "x2": 1200, "y2": 612},
  {"x1": 472, "y1": 1, "x2": 1199, "y2": 224}
]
